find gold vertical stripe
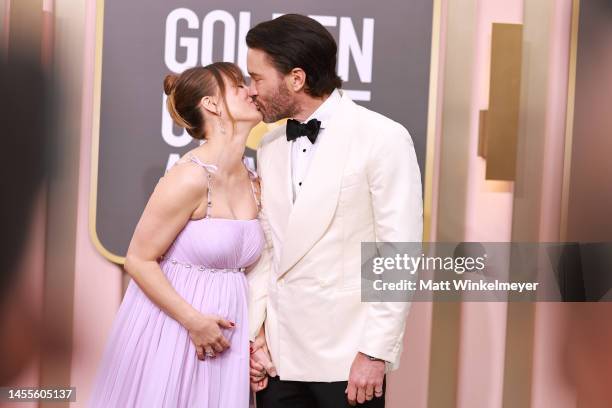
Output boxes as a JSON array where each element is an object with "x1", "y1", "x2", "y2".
[
  {"x1": 88, "y1": 0, "x2": 125, "y2": 264},
  {"x1": 427, "y1": 302, "x2": 461, "y2": 408},
  {"x1": 427, "y1": 0, "x2": 476, "y2": 406},
  {"x1": 423, "y1": 4, "x2": 461, "y2": 408},
  {"x1": 478, "y1": 109, "x2": 488, "y2": 158},
  {"x1": 560, "y1": 0, "x2": 580, "y2": 241},
  {"x1": 485, "y1": 23, "x2": 523, "y2": 181},
  {"x1": 501, "y1": 0, "x2": 569, "y2": 406},
  {"x1": 423, "y1": 0, "x2": 442, "y2": 242},
  {"x1": 502, "y1": 303, "x2": 535, "y2": 408}
]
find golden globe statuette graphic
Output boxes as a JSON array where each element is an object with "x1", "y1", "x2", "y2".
[{"x1": 245, "y1": 119, "x2": 286, "y2": 155}]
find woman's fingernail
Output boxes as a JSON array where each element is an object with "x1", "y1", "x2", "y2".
[{"x1": 230, "y1": 321, "x2": 235, "y2": 327}]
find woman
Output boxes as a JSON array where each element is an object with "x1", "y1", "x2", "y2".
[{"x1": 89, "y1": 62, "x2": 265, "y2": 407}]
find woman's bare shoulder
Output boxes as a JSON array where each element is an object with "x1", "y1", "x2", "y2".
[{"x1": 157, "y1": 160, "x2": 208, "y2": 201}]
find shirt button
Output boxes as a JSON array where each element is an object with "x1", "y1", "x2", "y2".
[
  {"x1": 302, "y1": 149, "x2": 306, "y2": 152},
  {"x1": 299, "y1": 182, "x2": 302, "y2": 186}
]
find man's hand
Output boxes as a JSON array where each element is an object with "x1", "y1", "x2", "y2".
[
  {"x1": 250, "y1": 368, "x2": 268, "y2": 392},
  {"x1": 345, "y1": 352, "x2": 385, "y2": 406},
  {"x1": 249, "y1": 327, "x2": 277, "y2": 391}
]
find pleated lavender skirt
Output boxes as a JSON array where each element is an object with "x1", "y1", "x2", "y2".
[{"x1": 89, "y1": 259, "x2": 250, "y2": 407}]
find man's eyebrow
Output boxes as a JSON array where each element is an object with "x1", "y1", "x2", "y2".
[{"x1": 249, "y1": 72, "x2": 260, "y2": 78}]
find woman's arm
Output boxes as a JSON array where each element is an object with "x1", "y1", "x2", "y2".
[
  {"x1": 123, "y1": 164, "x2": 234, "y2": 360},
  {"x1": 123, "y1": 164, "x2": 205, "y2": 327}
]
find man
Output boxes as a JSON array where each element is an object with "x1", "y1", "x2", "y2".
[{"x1": 245, "y1": 14, "x2": 423, "y2": 407}]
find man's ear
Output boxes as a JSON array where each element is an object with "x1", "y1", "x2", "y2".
[{"x1": 288, "y1": 68, "x2": 307, "y2": 92}]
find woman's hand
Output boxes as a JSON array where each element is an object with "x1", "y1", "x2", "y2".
[{"x1": 184, "y1": 312, "x2": 235, "y2": 360}]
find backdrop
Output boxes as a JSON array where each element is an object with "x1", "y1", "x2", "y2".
[{"x1": 92, "y1": 0, "x2": 433, "y2": 261}]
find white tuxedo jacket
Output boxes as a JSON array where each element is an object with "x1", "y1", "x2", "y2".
[{"x1": 247, "y1": 91, "x2": 423, "y2": 382}]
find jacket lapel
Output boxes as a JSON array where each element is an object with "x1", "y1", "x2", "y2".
[
  {"x1": 277, "y1": 93, "x2": 355, "y2": 278},
  {"x1": 262, "y1": 131, "x2": 292, "y2": 243}
]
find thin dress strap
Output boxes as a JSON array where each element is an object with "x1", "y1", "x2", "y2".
[
  {"x1": 188, "y1": 154, "x2": 218, "y2": 218},
  {"x1": 243, "y1": 157, "x2": 261, "y2": 211},
  {"x1": 185, "y1": 154, "x2": 260, "y2": 218}
]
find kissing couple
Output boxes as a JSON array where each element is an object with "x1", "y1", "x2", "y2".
[{"x1": 90, "y1": 13, "x2": 422, "y2": 408}]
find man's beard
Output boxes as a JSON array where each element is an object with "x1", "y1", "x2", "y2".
[{"x1": 255, "y1": 82, "x2": 299, "y2": 123}]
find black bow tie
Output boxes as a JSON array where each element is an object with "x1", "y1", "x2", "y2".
[{"x1": 286, "y1": 118, "x2": 321, "y2": 144}]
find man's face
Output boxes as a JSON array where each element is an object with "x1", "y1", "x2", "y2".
[{"x1": 247, "y1": 48, "x2": 299, "y2": 123}]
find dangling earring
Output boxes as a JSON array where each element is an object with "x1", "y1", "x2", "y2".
[{"x1": 217, "y1": 110, "x2": 226, "y2": 134}]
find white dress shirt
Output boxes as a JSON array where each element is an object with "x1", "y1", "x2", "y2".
[{"x1": 290, "y1": 89, "x2": 342, "y2": 202}]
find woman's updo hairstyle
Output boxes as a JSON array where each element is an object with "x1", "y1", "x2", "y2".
[{"x1": 163, "y1": 62, "x2": 245, "y2": 140}]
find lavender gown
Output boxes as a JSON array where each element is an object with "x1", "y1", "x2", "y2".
[{"x1": 89, "y1": 155, "x2": 265, "y2": 407}]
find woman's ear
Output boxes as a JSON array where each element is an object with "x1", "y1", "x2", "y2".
[
  {"x1": 288, "y1": 68, "x2": 306, "y2": 92},
  {"x1": 200, "y1": 96, "x2": 221, "y2": 116}
]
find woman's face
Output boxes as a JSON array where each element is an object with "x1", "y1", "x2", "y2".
[{"x1": 222, "y1": 77, "x2": 262, "y2": 124}]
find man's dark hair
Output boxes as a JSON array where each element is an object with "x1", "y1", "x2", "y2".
[{"x1": 246, "y1": 14, "x2": 342, "y2": 97}]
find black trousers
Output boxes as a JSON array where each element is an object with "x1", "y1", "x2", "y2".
[{"x1": 256, "y1": 376, "x2": 386, "y2": 408}]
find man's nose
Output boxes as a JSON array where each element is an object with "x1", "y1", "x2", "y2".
[{"x1": 248, "y1": 80, "x2": 257, "y2": 97}]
